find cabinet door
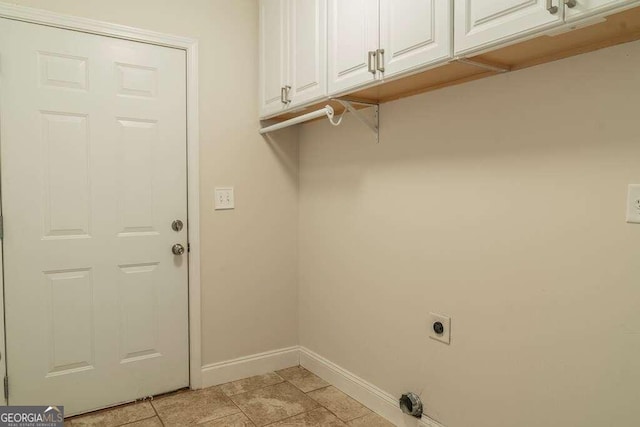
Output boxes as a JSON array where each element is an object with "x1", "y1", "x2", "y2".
[
  {"x1": 260, "y1": 0, "x2": 288, "y2": 118},
  {"x1": 328, "y1": 0, "x2": 379, "y2": 94},
  {"x1": 288, "y1": 0, "x2": 327, "y2": 108},
  {"x1": 454, "y1": 0, "x2": 564, "y2": 56},
  {"x1": 379, "y1": 0, "x2": 452, "y2": 78},
  {"x1": 564, "y1": 0, "x2": 640, "y2": 22}
]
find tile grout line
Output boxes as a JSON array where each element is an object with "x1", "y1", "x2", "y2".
[
  {"x1": 149, "y1": 399, "x2": 165, "y2": 427},
  {"x1": 118, "y1": 414, "x2": 158, "y2": 427},
  {"x1": 221, "y1": 373, "x2": 286, "y2": 399},
  {"x1": 228, "y1": 380, "x2": 287, "y2": 427},
  {"x1": 303, "y1": 387, "x2": 348, "y2": 424},
  {"x1": 224, "y1": 388, "x2": 257, "y2": 426},
  {"x1": 228, "y1": 377, "x2": 325, "y2": 426},
  {"x1": 304, "y1": 386, "x2": 372, "y2": 425},
  {"x1": 260, "y1": 407, "x2": 321, "y2": 427}
]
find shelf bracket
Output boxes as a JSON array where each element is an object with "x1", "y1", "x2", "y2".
[
  {"x1": 453, "y1": 57, "x2": 510, "y2": 73},
  {"x1": 333, "y1": 98, "x2": 380, "y2": 143}
]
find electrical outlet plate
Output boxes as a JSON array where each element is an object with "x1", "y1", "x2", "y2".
[
  {"x1": 626, "y1": 184, "x2": 640, "y2": 223},
  {"x1": 215, "y1": 187, "x2": 234, "y2": 210},
  {"x1": 429, "y1": 312, "x2": 451, "y2": 345}
]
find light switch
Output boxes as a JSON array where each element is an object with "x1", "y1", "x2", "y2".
[
  {"x1": 626, "y1": 184, "x2": 640, "y2": 223},
  {"x1": 215, "y1": 187, "x2": 234, "y2": 210}
]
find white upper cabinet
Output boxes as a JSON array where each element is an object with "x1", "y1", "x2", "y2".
[
  {"x1": 564, "y1": 0, "x2": 640, "y2": 21},
  {"x1": 379, "y1": 0, "x2": 452, "y2": 78},
  {"x1": 328, "y1": 0, "x2": 452, "y2": 94},
  {"x1": 328, "y1": 0, "x2": 379, "y2": 94},
  {"x1": 288, "y1": 0, "x2": 327, "y2": 108},
  {"x1": 454, "y1": 0, "x2": 564, "y2": 56},
  {"x1": 259, "y1": 0, "x2": 327, "y2": 118},
  {"x1": 259, "y1": 0, "x2": 288, "y2": 117}
]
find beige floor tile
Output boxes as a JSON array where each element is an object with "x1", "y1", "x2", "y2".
[
  {"x1": 217, "y1": 372, "x2": 284, "y2": 396},
  {"x1": 199, "y1": 412, "x2": 255, "y2": 426},
  {"x1": 123, "y1": 417, "x2": 163, "y2": 427},
  {"x1": 275, "y1": 367, "x2": 329, "y2": 393},
  {"x1": 268, "y1": 408, "x2": 347, "y2": 426},
  {"x1": 152, "y1": 387, "x2": 240, "y2": 426},
  {"x1": 230, "y1": 382, "x2": 319, "y2": 427},
  {"x1": 306, "y1": 387, "x2": 371, "y2": 422},
  {"x1": 347, "y1": 413, "x2": 395, "y2": 427},
  {"x1": 67, "y1": 402, "x2": 155, "y2": 426}
]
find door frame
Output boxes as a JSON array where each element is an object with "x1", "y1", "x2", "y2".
[{"x1": 0, "y1": 2, "x2": 203, "y2": 392}]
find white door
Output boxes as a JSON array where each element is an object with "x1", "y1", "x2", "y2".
[
  {"x1": 0, "y1": 18, "x2": 189, "y2": 415},
  {"x1": 454, "y1": 0, "x2": 564, "y2": 56},
  {"x1": 564, "y1": 0, "x2": 640, "y2": 21},
  {"x1": 260, "y1": 0, "x2": 289, "y2": 117},
  {"x1": 328, "y1": 0, "x2": 379, "y2": 94},
  {"x1": 379, "y1": 0, "x2": 452, "y2": 78},
  {"x1": 287, "y1": 0, "x2": 327, "y2": 108}
]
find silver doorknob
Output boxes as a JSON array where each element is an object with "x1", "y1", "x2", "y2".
[{"x1": 172, "y1": 244, "x2": 185, "y2": 255}]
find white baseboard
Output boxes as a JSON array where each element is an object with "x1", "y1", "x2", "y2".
[
  {"x1": 200, "y1": 346, "x2": 445, "y2": 427},
  {"x1": 299, "y1": 347, "x2": 445, "y2": 427},
  {"x1": 201, "y1": 346, "x2": 299, "y2": 388}
]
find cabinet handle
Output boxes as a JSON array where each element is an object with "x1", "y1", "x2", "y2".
[
  {"x1": 376, "y1": 49, "x2": 385, "y2": 73},
  {"x1": 284, "y1": 85, "x2": 292, "y2": 104},
  {"x1": 281, "y1": 86, "x2": 287, "y2": 104},
  {"x1": 564, "y1": 0, "x2": 577, "y2": 7},
  {"x1": 368, "y1": 51, "x2": 377, "y2": 75},
  {"x1": 546, "y1": 0, "x2": 558, "y2": 14}
]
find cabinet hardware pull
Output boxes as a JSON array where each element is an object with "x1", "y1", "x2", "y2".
[
  {"x1": 547, "y1": 0, "x2": 558, "y2": 14},
  {"x1": 376, "y1": 49, "x2": 385, "y2": 73},
  {"x1": 281, "y1": 86, "x2": 287, "y2": 104},
  {"x1": 368, "y1": 51, "x2": 377, "y2": 75},
  {"x1": 564, "y1": 0, "x2": 577, "y2": 7},
  {"x1": 284, "y1": 85, "x2": 292, "y2": 104}
]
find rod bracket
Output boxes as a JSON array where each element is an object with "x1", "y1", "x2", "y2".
[
  {"x1": 453, "y1": 57, "x2": 510, "y2": 73},
  {"x1": 333, "y1": 97, "x2": 380, "y2": 143}
]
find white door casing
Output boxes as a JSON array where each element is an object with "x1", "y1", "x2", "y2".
[
  {"x1": 454, "y1": 0, "x2": 564, "y2": 56},
  {"x1": 379, "y1": 0, "x2": 452, "y2": 78},
  {"x1": 328, "y1": 0, "x2": 379, "y2": 94},
  {"x1": 287, "y1": 0, "x2": 327, "y2": 108},
  {"x1": 0, "y1": 18, "x2": 189, "y2": 415}
]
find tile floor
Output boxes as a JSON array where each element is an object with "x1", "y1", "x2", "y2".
[{"x1": 65, "y1": 366, "x2": 395, "y2": 427}]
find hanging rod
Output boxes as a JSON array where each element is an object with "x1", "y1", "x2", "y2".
[
  {"x1": 259, "y1": 105, "x2": 334, "y2": 134},
  {"x1": 454, "y1": 57, "x2": 510, "y2": 73},
  {"x1": 259, "y1": 98, "x2": 379, "y2": 142}
]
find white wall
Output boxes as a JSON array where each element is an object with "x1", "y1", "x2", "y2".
[
  {"x1": 5, "y1": 0, "x2": 299, "y2": 366},
  {"x1": 298, "y1": 41, "x2": 640, "y2": 427}
]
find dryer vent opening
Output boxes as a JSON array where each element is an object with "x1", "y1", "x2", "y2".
[{"x1": 399, "y1": 392, "x2": 423, "y2": 418}]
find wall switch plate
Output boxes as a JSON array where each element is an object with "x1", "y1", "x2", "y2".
[
  {"x1": 215, "y1": 187, "x2": 234, "y2": 210},
  {"x1": 429, "y1": 313, "x2": 451, "y2": 345},
  {"x1": 626, "y1": 184, "x2": 640, "y2": 223}
]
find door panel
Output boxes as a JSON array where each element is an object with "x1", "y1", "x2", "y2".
[
  {"x1": 260, "y1": 0, "x2": 288, "y2": 117},
  {"x1": 379, "y1": 0, "x2": 452, "y2": 78},
  {"x1": 564, "y1": 0, "x2": 640, "y2": 21},
  {"x1": 0, "y1": 18, "x2": 189, "y2": 415},
  {"x1": 328, "y1": 0, "x2": 379, "y2": 94},
  {"x1": 288, "y1": 0, "x2": 327, "y2": 107},
  {"x1": 454, "y1": 0, "x2": 564, "y2": 55}
]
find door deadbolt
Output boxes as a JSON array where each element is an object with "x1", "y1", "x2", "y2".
[
  {"x1": 171, "y1": 219, "x2": 184, "y2": 232},
  {"x1": 172, "y1": 244, "x2": 185, "y2": 255}
]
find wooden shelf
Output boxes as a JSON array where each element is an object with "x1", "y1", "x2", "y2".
[{"x1": 265, "y1": 5, "x2": 640, "y2": 122}]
